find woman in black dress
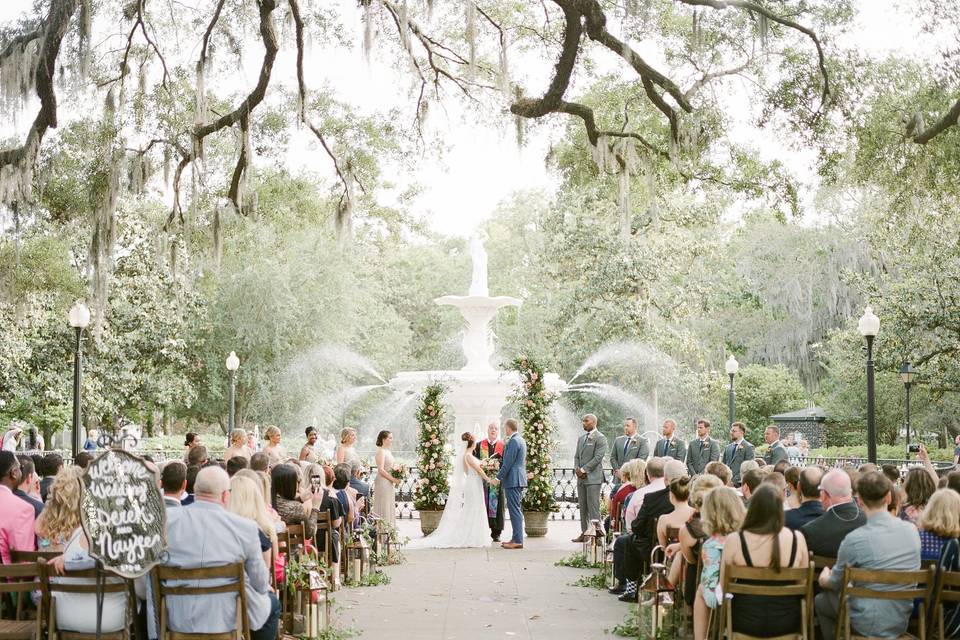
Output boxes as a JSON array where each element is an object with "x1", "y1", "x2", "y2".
[{"x1": 720, "y1": 484, "x2": 809, "y2": 638}]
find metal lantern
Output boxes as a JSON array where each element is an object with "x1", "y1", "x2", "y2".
[
  {"x1": 582, "y1": 521, "x2": 598, "y2": 564},
  {"x1": 590, "y1": 519, "x2": 604, "y2": 565},
  {"x1": 304, "y1": 568, "x2": 330, "y2": 635},
  {"x1": 376, "y1": 522, "x2": 394, "y2": 563},
  {"x1": 346, "y1": 535, "x2": 371, "y2": 584}
]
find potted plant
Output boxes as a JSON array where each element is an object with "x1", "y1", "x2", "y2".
[
  {"x1": 413, "y1": 383, "x2": 451, "y2": 535},
  {"x1": 511, "y1": 355, "x2": 556, "y2": 537}
]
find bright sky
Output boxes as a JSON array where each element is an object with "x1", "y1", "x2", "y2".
[{"x1": 0, "y1": 0, "x2": 940, "y2": 237}]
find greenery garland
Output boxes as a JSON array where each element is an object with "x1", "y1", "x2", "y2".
[
  {"x1": 511, "y1": 355, "x2": 556, "y2": 513},
  {"x1": 413, "y1": 383, "x2": 451, "y2": 511}
]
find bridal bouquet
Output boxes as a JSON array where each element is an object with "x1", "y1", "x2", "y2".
[
  {"x1": 480, "y1": 458, "x2": 500, "y2": 475},
  {"x1": 390, "y1": 464, "x2": 408, "y2": 481}
]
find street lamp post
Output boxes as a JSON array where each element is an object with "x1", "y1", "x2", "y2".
[
  {"x1": 725, "y1": 355, "x2": 739, "y2": 429},
  {"x1": 226, "y1": 351, "x2": 240, "y2": 433},
  {"x1": 900, "y1": 362, "x2": 916, "y2": 452},
  {"x1": 68, "y1": 301, "x2": 90, "y2": 460},
  {"x1": 858, "y1": 306, "x2": 881, "y2": 464}
]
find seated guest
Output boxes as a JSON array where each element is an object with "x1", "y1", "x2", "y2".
[
  {"x1": 162, "y1": 461, "x2": 187, "y2": 508},
  {"x1": 317, "y1": 464, "x2": 345, "y2": 584},
  {"x1": 739, "y1": 459, "x2": 760, "y2": 480},
  {"x1": 15, "y1": 457, "x2": 44, "y2": 517},
  {"x1": 45, "y1": 512, "x2": 127, "y2": 633},
  {"x1": 228, "y1": 475, "x2": 279, "y2": 573},
  {"x1": 946, "y1": 471, "x2": 960, "y2": 496},
  {"x1": 917, "y1": 488, "x2": 960, "y2": 561},
  {"x1": 801, "y1": 469, "x2": 866, "y2": 558},
  {"x1": 272, "y1": 463, "x2": 319, "y2": 537},
  {"x1": 815, "y1": 471, "x2": 921, "y2": 640},
  {"x1": 250, "y1": 452, "x2": 269, "y2": 473},
  {"x1": 741, "y1": 469, "x2": 764, "y2": 503},
  {"x1": 333, "y1": 463, "x2": 363, "y2": 528},
  {"x1": 882, "y1": 464, "x2": 901, "y2": 487},
  {"x1": 227, "y1": 456, "x2": 248, "y2": 477},
  {"x1": 761, "y1": 471, "x2": 788, "y2": 501},
  {"x1": 224, "y1": 429, "x2": 253, "y2": 461},
  {"x1": 156, "y1": 467, "x2": 280, "y2": 640},
  {"x1": 39, "y1": 453, "x2": 63, "y2": 501},
  {"x1": 657, "y1": 476, "x2": 693, "y2": 590},
  {"x1": 623, "y1": 457, "x2": 666, "y2": 527},
  {"x1": 694, "y1": 487, "x2": 745, "y2": 640},
  {"x1": 704, "y1": 461, "x2": 732, "y2": 487},
  {"x1": 36, "y1": 466, "x2": 85, "y2": 552},
  {"x1": 784, "y1": 466, "x2": 801, "y2": 510},
  {"x1": 182, "y1": 465, "x2": 200, "y2": 506},
  {"x1": 773, "y1": 459, "x2": 790, "y2": 476},
  {"x1": 236, "y1": 469, "x2": 285, "y2": 533},
  {"x1": 609, "y1": 459, "x2": 645, "y2": 532},
  {"x1": 618, "y1": 459, "x2": 686, "y2": 602},
  {"x1": 666, "y1": 474, "x2": 723, "y2": 606},
  {"x1": 899, "y1": 467, "x2": 935, "y2": 524},
  {"x1": 186, "y1": 445, "x2": 209, "y2": 468},
  {"x1": 0, "y1": 451, "x2": 36, "y2": 562},
  {"x1": 74, "y1": 452, "x2": 93, "y2": 469},
  {"x1": 610, "y1": 458, "x2": 665, "y2": 597},
  {"x1": 348, "y1": 460, "x2": 370, "y2": 500},
  {"x1": 785, "y1": 467, "x2": 823, "y2": 530},
  {"x1": 722, "y1": 485, "x2": 810, "y2": 638}
]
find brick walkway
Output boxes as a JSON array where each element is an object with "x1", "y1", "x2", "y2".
[{"x1": 338, "y1": 520, "x2": 631, "y2": 639}]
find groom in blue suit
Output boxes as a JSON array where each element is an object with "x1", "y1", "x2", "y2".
[{"x1": 497, "y1": 418, "x2": 527, "y2": 549}]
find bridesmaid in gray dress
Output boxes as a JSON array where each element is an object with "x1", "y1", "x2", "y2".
[{"x1": 373, "y1": 430, "x2": 399, "y2": 528}]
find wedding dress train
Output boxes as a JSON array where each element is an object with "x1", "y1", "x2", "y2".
[{"x1": 408, "y1": 441, "x2": 491, "y2": 549}]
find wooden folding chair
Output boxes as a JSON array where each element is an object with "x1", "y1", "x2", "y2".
[
  {"x1": 811, "y1": 555, "x2": 836, "y2": 571},
  {"x1": 836, "y1": 565, "x2": 935, "y2": 640},
  {"x1": 9, "y1": 551, "x2": 61, "y2": 564},
  {"x1": 41, "y1": 562, "x2": 136, "y2": 640},
  {"x1": 0, "y1": 562, "x2": 44, "y2": 639},
  {"x1": 313, "y1": 512, "x2": 333, "y2": 570},
  {"x1": 720, "y1": 563, "x2": 814, "y2": 640},
  {"x1": 150, "y1": 564, "x2": 250, "y2": 640},
  {"x1": 930, "y1": 569, "x2": 960, "y2": 640}
]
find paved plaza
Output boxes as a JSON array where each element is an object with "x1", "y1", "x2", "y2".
[{"x1": 339, "y1": 520, "x2": 631, "y2": 639}]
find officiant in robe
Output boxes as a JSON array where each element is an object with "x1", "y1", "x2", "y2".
[{"x1": 474, "y1": 422, "x2": 505, "y2": 542}]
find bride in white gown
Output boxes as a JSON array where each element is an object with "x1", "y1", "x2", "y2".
[{"x1": 408, "y1": 431, "x2": 499, "y2": 549}]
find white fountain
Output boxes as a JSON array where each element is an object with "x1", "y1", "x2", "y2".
[{"x1": 389, "y1": 231, "x2": 565, "y2": 434}]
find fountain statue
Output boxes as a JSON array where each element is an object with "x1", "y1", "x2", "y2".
[{"x1": 390, "y1": 231, "x2": 565, "y2": 434}]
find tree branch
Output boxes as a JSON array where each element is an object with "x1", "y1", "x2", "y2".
[
  {"x1": 0, "y1": 0, "x2": 79, "y2": 203},
  {"x1": 677, "y1": 0, "x2": 831, "y2": 111},
  {"x1": 169, "y1": 0, "x2": 278, "y2": 223},
  {"x1": 911, "y1": 97, "x2": 960, "y2": 144}
]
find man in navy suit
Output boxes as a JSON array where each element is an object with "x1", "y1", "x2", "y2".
[{"x1": 497, "y1": 418, "x2": 527, "y2": 549}]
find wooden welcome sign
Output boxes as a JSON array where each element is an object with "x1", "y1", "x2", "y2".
[{"x1": 80, "y1": 448, "x2": 167, "y2": 578}]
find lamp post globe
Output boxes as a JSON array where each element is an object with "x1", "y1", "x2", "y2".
[
  {"x1": 725, "y1": 355, "x2": 739, "y2": 429},
  {"x1": 226, "y1": 352, "x2": 240, "y2": 433},
  {"x1": 68, "y1": 301, "x2": 90, "y2": 460},
  {"x1": 858, "y1": 306, "x2": 880, "y2": 463},
  {"x1": 900, "y1": 362, "x2": 915, "y2": 452}
]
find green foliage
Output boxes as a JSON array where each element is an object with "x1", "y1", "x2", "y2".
[
  {"x1": 511, "y1": 355, "x2": 556, "y2": 513},
  {"x1": 808, "y1": 446, "x2": 953, "y2": 462},
  {"x1": 345, "y1": 569, "x2": 391, "y2": 588},
  {"x1": 571, "y1": 571, "x2": 608, "y2": 590},
  {"x1": 554, "y1": 553, "x2": 602, "y2": 570},
  {"x1": 707, "y1": 364, "x2": 808, "y2": 444},
  {"x1": 413, "y1": 384, "x2": 451, "y2": 510}
]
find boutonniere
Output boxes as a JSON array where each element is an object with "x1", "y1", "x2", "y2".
[{"x1": 736, "y1": 443, "x2": 744, "y2": 451}]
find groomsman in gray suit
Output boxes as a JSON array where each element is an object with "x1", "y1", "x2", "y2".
[
  {"x1": 686, "y1": 418, "x2": 721, "y2": 476},
  {"x1": 610, "y1": 417, "x2": 648, "y2": 490},
  {"x1": 572, "y1": 414, "x2": 608, "y2": 542},
  {"x1": 652, "y1": 419, "x2": 687, "y2": 462},
  {"x1": 763, "y1": 425, "x2": 790, "y2": 466},
  {"x1": 722, "y1": 422, "x2": 755, "y2": 486}
]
